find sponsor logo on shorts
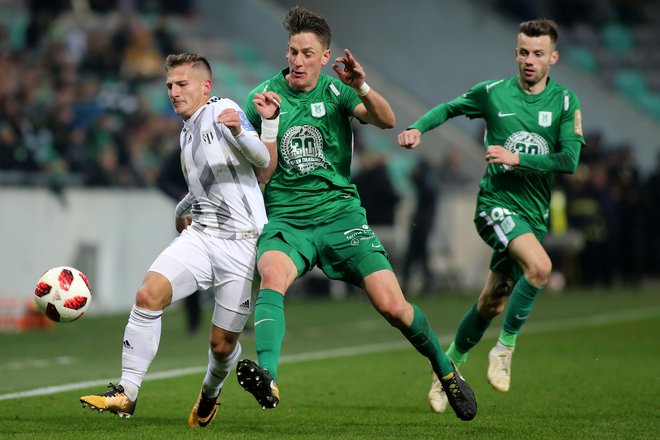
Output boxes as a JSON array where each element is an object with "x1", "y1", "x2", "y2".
[{"x1": 343, "y1": 225, "x2": 375, "y2": 246}]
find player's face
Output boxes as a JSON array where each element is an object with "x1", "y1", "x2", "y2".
[
  {"x1": 285, "y1": 32, "x2": 330, "y2": 92},
  {"x1": 515, "y1": 33, "x2": 558, "y2": 90},
  {"x1": 166, "y1": 64, "x2": 211, "y2": 120}
]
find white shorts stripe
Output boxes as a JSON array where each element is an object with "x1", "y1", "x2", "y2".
[{"x1": 479, "y1": 210, "x2": 509, "y2": 247}]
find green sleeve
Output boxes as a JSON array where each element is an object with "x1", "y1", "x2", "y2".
[
  {"x1": 409, "y1": 82, "x2": 487, "y2": 133},
  {"x1": 518, "y1": 140, "x2": 583, "y2": 173}
]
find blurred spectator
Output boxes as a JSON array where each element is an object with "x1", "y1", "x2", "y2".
[
  {"x1": 609, "y1": 148, "x2": 644, "y2": 285},
  {"x1": 641, "y1": 151, "x2": 660, "y2": 276},
  {"x1": 401, "y1": 157, "x2": 440, "y2": 293},
  {"x1": 353, "y1": 151, "x2": 400, "y2": 227},
  {"x1": 401, "y1": 148, "x2": 470, "y2": 293},
  {"x1": 566, "y1": 164, "x2": 617, "y2": 286}
]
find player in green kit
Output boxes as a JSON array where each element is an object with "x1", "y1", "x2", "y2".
[
  {"x1": 234, "y1": 6, "x2": 477, "y2": 421},
  {"x1": 398, "y1": 19, "x2": 584, "y2": 413}
]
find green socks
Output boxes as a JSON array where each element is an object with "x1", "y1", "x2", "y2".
[
  {"x1": 254, "y1": 289, "x2": 286, "y2": 381},
  {"x1": 451, "y1": 303, "x2": 492, "y2": 365},
  {"x1": 499, "y1": 276, "x2": 542, "y2": 348},
  {"x1": 400, "y1": 304, "x2": 454, "y2": 377}
]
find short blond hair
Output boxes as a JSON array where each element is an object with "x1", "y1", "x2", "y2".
[{"x1": 165, "y1": 53, "x2": 212, "y2": 76}]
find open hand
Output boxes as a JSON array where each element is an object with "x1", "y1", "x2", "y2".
[{"x1": 332, "y1": 49, "x2": 366, "y2": 89}]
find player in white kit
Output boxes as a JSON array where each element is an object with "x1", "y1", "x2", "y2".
[{"x1": 80, "y1": 53, "x2": 280, "y2": 428}]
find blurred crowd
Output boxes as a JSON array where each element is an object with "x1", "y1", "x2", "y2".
[
  {"x1": 553, "y1": 133, "x2": 660, "y2": 287},
  {"x1": 1, "y1": 1, "x2": 658, "y2": 288},
  {"x1": 0, "y1": 0, "x2": 194, "y2": 188}
]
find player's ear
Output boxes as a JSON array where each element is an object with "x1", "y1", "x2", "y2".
[
  {"x1": 321, "y1": 48, "x2": 331, "y2": 66},
  {"x1": 550, "y1": 50, "x2": 559, "y2": 65},
  {"x1": 203, "y1": 78, "x2": 212, "y2": 94}
]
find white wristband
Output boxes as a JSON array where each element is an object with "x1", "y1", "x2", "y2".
[
  {"x1": 261, "y1": 117, "x2": 279, "y2": 143},
  {"x1": 356, "y1": 82, "x2": 371, "y2": 97}
]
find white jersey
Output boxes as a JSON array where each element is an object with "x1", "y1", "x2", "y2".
[{"x1": 179, "y1": 96, "x2": 267, "y2": 239}]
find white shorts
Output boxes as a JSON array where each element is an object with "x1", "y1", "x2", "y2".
[{"x1": 149, "y1": 227, "x2": 258, "y2": 333}]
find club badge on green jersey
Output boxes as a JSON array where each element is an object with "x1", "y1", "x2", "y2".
[
  {"x1": 538, "y1": 111, "x2": 552, "y2": 127},
  {"x1": 311, "y1": 102, "x2": 326, "y2": 118}
]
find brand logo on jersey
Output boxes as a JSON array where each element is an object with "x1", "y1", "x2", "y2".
[
  {"x1": 538, "y1": 111, "x2": 552, "y2": 127},
  {"x1": 280, "y1": 125, "x2": 330, "y2": 175},
  {"x1": 486, "y1": 79, "x2": 504, "y2": 92},
  {"x1": 498, "y1": 111, "x2": 516, "y2": 118},
  {"x1": 343, "y1": 224, "x2": 375, "y2": 246},
  {"x1": 501, "y1": 131, "x2": 549, "y2": 174},
  {"x1": 202, "y1": 129, "x2": 215, "y2": 145},
  {"x1": 311, "y1": 102, "x2": 326, "y2": 118}
]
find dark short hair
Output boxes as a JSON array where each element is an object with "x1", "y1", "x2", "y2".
[
  {"x1": 283, "y1": 6, "x2": 331, "y2": 49},
  {"x1": 165, "y1": 53, "x2": 212, "y2": 76},
  {"x1": 519, "y1": 19, "x2": 558, "y2": 45}
]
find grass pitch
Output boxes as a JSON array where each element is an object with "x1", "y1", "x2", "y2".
[{"x1": 0, "y1": 288, "x2": 658, "y2": 439}]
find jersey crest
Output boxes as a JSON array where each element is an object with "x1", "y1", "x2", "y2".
[
  {"x1": 280, "y1": 125, "x2": 330, "y2": 175},
  {"x1": 538, "y1": 111, "x2": 552, "y2": 127},
  {"x1": 201, "y1": 129, "x2": 215, "y2": 145},
  {"x1": 310, "y1": 102, "x2": 326, "y2": 118}
]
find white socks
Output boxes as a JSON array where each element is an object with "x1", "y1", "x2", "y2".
[
  {"x1": 201, "y1": 342, "x2": 242, "y2": 398},
  {"x1": 119, "y1": 305, "x2": 163, "y2": 402}
]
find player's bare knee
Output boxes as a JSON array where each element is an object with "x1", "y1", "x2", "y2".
[
  {"x1": 526, "y1": 260, "x2": 552, "y2": 287},
  {"x1": 258, "y1": 264, "x2": 287, "y2": 291},
  {"x1": 375, "y1": 299, "x2": 409, "y2": 328},
  {"x1": 135, "y1": 285, "x2": 164, "y2": 310}
]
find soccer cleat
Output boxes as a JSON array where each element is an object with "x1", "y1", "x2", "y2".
[
  {"x1": 80, "y1": 383, "x2": 136, "y2": 418},
  {"x1": 439, "y1": 363, "x2": 477, "y2": 421},
  {"x1": 236, "y1": 359, "x2": 279, "y2": 409},
  {"x1": 428, "y1": 372, "x2": 449, "y2": 413},
  {"x1": 487, "y1": 345, "x2": 513, "y2": 392},
  {"x1": 188, "y1": 390, "x2": 220, "y2": 428}
]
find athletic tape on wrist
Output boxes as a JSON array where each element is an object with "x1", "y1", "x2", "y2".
[
  {"x1": 356, "y1": 82, "x2": 371, "y2": 97},
  {"x1": 261, "y1": 117, "x2": 279, "y2": 143}
]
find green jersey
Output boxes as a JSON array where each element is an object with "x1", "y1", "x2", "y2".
[
  {"x1": 245, "y1": 69, "x2": 363, "y2": 222},
  {"x1": 411, "y1": 76, "x2": 585, "y2": 233}
]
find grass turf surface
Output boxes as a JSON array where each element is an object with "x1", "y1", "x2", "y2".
[{"x1": 0, "y1": 288, "x2": 658, "y2": 439}]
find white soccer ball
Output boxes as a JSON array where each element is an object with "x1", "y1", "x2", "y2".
[{"x1": 34, "y1": 266, "x2": 92, "y2": 323}]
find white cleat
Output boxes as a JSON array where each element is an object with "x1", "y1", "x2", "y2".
[
  {"x1": 428, "y1": 372, "x2": 449, "y2": 413},
  {"x1": 487, "y1": 345, "x2": 513, "y2": 392}
]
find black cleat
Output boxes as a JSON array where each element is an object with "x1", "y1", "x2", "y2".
[
  {"x1": 236, "y1": 359, "x2": 279, "y2": 409},
  {"x1": 439, "y1": 363, "x2": 477, "y2": 421}
]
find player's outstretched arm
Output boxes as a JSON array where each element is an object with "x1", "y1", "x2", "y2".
[{"x1": 332, "y1": 48, "x2": 395, "y2": 129}]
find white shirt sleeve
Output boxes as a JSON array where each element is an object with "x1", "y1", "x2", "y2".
[
  {"x1": 175, "y1": 192, "x2": 195, "y2": 218},
  {"x1": 232, "y1": 129, "x2": 270, "y2": 168}
]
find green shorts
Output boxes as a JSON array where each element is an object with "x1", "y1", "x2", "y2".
[
  {"x1": 474, "y1": 205, "x2": 545, "y2": 281},
  {"x1": 257, "y1": 211, "x2": 392, "y2": 287}
]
